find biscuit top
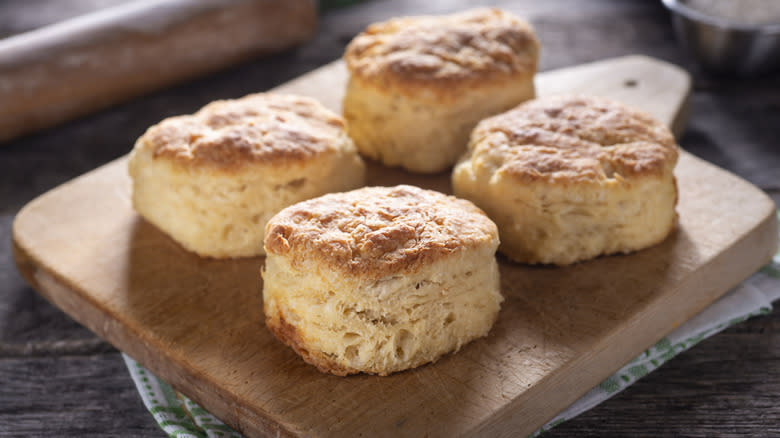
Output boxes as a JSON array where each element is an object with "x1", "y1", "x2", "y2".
[
  {"x1": 344, "y1": 8, "x2": 539, "y2": 89},
  {"x1": 467, "y1": 95, "x2": 679, "y2": 183},
  {"x1": 134, "y1": 93, "x2": 347, "y2": 170},
  {"x1": 265, "y1": 185, "x2": 499, "y2": 279}
]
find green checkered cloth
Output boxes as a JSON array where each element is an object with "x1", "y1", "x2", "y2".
[{"x1": 124, "y1": 213, "x2": 780, "y2": 438}]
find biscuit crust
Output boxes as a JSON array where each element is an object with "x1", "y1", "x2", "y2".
[
  {"x1": 345, "y1": 8, "x2": 539, "y2": 97},
  {"x1": 468, "y1": 95, "x2": 678, "y2": 182},
  {"x1": 136, "y1": 93, "x2": 347, "y2": 171},
  {"x1": 265, "y1": 185, "x2": 498, "y2": 280}
]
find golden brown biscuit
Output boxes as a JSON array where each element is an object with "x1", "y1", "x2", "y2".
[
  {"x1": 128, "y1": 93, "x2": 365, "y2": 258},
  {"x1": 343, "y1": 8, "x2": 539, "y2": 173},
  {"x1": 452, "y1": 95, "x2": 679, "y2": 265},
  {"x1": 263, "y1": 185, "x2": 502, "y2": 376}
]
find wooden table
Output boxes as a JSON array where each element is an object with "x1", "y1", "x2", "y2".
[{"x1": 1, "y1": 0, "x2": 778, "y2": 436}]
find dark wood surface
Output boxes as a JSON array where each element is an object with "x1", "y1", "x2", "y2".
[{"x1": 1, "y1": 1, "x2": 778, "y2": 437}]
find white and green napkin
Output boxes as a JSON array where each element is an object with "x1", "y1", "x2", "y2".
[{"x1": 124, "y1": 213, "x2": 780, "y2": 438}]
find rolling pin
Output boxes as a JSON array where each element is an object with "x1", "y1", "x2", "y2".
[{"x1": 0, "y1": 0, "x2": 317, "y2": 144}]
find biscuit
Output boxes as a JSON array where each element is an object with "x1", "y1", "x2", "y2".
[
  {"x1": 452, "y1": 95, "x2": 679, "y2": 265},
  {"x1": 128, "y1": 93, "x2": 366, "y2": 258},
  {"x1": 343, "y1": 8, "x2": 539, "y2": 173},
  {"x1": 262, "y1": 185, "x2": 502, "y2": 376}
]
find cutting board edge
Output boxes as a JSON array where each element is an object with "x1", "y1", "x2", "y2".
[
  {"x1": 472, "y1": 226, "x2": 777, "y2": 437},
  {"x1": 470, "y1": 157, "x2": 779, "y2": 437},
  {"x1": 274, "y1": 55, "x2": 694, "y2": 138},
  {"x1": 535, "y1": 54, "x2": 693, "y2": 138},
  {"x1": 11, "y1": 237, "x2": 301, "y2": 438},
  {"x1": 10, "y1": 159, "x2": 299, "y2": 437},
  {"x1": 626, "y1": 54, "x2": 692, "y2": 138}
]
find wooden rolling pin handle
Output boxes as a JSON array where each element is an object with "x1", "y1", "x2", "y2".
[{"x1": 0, "y1": 0, "x2": 317, "y2": 144}]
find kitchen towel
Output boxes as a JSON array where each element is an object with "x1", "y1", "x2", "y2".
[{"x1": 124, "y1": 213, "x2": 780, "y2": 438}]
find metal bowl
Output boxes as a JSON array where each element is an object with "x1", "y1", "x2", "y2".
[{"x1": 662, "y1": 0, "x2": 780, "y2": 76}]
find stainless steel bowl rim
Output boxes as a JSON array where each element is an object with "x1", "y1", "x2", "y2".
[{"x1": 662, "y1": 0, "x2": 780, "y2": 34}]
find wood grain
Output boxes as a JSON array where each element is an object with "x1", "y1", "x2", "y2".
[
  {"x1": 11, "y1": 56, "x2": 778, "y2": 437},
  {"x1": 0, "y1": 353, "x2": 159, "y2": 436},
  {"x1": 551, "y1": 325, "x2": 780, "y2": 437}
]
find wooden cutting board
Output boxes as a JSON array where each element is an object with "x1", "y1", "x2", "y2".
[{"x1": 12, "y1": 56, "x2": 778, "y2": 438}]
